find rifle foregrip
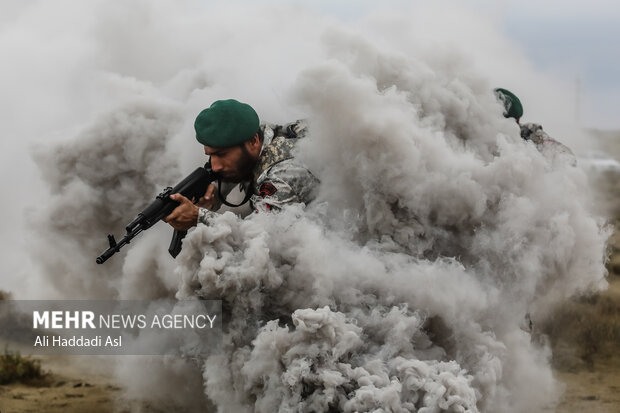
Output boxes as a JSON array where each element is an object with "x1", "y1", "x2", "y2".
[{"x1": 168, "y1": 229, "x2": 187, "y2": 258}]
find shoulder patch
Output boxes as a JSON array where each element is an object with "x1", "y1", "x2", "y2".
[{"x1": 259, "y1": 182, "x2": 278, "y2": 198}]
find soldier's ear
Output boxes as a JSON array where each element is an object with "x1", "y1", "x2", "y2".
[
  {"x1": 245, "y1": 133, "x2": 261, "y2": 156},
  {"x1": 249, "y1": 133, "x2": 260, "y2": 147}
]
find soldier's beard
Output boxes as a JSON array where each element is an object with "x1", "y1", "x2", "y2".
[{"x1": 225, "y1": 145, "x2": 258, "y2": 183}]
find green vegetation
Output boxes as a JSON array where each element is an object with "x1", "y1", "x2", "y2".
[
  {"x1": 0, "y1": 349, "x2": 44, "y2": 385},
  {"x1": 541, "y1": 286, "x2": 620, "y2": 369},
  {"x1": 608, "y1": 221, "x2": 620, "y2": 277},
  {"x1": 0, "y1": 292, "x2": 47, "y2": 385}
]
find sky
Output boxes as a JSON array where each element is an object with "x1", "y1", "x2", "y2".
[
  {"x1": 301, "y1": 0, "x2": 620, "y2": 130},
  {"x1": 500, "y1": 0, "x2": 620, "y2": 129},
  {"x1": 2, "y1": 0, "x2": 618, "y2": 129}
]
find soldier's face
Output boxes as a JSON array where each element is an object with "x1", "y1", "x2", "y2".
[{"x1": 204, "y1": 136, "x2": 261, "y2": 182}]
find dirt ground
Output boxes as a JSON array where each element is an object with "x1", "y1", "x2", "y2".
[
  {"x1": 0, "y1": 354, "x2": 130, "y2": 413},
  {"x1": 1, "y1": 285, "x2": 618, "y2": 413},
  {"x1": 0, "y1": 357, "x2": 119, "y2": 413},
  {"x1": 555, "y1": 358, "x2": 620, "y2": 413},
  {"x1": 0, "y1": 355, "x2": 168, "y2": 413},
  {"x1": 0, "y1": 374, "x2": 119, "y2": 413},
  {"x1": 1, "y1": 344, "x2": 619, "y2": 412},
  {"x1": 553, "y1": 277, "x2": 620, "y2": 413},
  {"x1": 3, "y1": 361, "x2": 620, "y2": 413}
]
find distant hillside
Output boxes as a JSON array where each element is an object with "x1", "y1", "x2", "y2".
[{"x1": 587, "y1": 129, "x2": 620, "y2": 157}]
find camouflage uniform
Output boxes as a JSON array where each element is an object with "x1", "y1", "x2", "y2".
[
  {"x1": 520, "y1": 122, "x2": 577, "y2": 167},
  {"x1": 197, "y1": 120, "x2": 319, "y2": 225}
]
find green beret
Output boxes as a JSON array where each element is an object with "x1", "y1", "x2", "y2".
[
  {"x1": 194, "y1": 99, "x2": 259, "y2": 148},
  {"x1": 494, "y1": 88, "x2": 523, "y2": 120}
]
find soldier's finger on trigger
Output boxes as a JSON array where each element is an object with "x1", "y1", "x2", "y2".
[{"x1": 166, "y1": 209, "x2": 180, "y2": 222}]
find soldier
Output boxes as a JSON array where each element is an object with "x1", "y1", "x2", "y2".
[
  {"x1": 494, "y1": 88, "x2": 577, "y2": 166},
  {"x1": 163, "y1": 99, "x2": 319, "y2": 231}
]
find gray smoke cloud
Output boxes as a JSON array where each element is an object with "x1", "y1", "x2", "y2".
[
  {"x1": 28, "y1": 100, "x2": 183, "y2": 298},
  {"x1": 174, "y1": 24, "x2": 608, "y2": 413},
  {"x1": 2, "y1": 0, "x2": 610, "y2": 412}
]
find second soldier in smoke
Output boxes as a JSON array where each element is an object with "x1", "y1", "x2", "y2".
[{"x1": 495, "y1": 87, "x2": 577, "y2": 167}]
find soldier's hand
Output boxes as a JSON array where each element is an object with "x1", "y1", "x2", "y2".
[
  {"x1": 163, "y1": 194, "x2": 199, "y2": 231},
  {"x1": 196, "y1": 184, "x2": 217, "y2": 210}
]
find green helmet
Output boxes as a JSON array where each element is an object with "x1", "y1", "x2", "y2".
[
  {"x1": 194, "y1": 99, "x2": 259, "y2": 148},
  {"x1": 494, "y1": 88, "x2": 523, "y2": 120}
]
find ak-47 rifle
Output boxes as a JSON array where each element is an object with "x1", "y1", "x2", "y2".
[{"x1": 96, "y1": 162, "x2": 217, "y2": 264}]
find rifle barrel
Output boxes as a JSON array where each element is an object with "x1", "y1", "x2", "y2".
[{"x1": 96, "y1": 163, "x2": 215, "y2": 264}]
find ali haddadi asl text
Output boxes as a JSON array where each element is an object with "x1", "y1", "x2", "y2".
[{"x1": 34, "y1": 334, "x2": 121, "y2": 347}]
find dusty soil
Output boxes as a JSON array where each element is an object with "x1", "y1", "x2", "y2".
[
  {"x1": 555, "y1": 357, "x2": 620, "y2": 413},
  {"x1": 0, "y1": 374, "x2": 119, "y2": 413},
  {"x1": 0, "y1": 355, "x2": 120, "y2": 413},
  {"x1": 0, "y1": 354, "x2": 170, "y2": 413},
  {"x1": 2, "y1": 352, "x2": 619, "y2": 413},
  {"x1": 2, "y1": 284, "x2": 619, "y2": 413}
]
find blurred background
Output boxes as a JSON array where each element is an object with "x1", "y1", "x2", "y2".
[{"x1": 1, "y1": 1, "x2": 619, "y2": 411}]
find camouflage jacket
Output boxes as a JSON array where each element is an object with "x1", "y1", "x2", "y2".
[
  {"x1": 197, "y1": 120, "x2": 319, "y2": 225},
  {"x1": 520, "y1": 122, "x2": 577, "y2": 167}
]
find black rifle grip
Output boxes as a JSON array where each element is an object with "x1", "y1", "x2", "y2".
[{"x1": 168, "y1": 229, "x2": 187, "y2": 258}]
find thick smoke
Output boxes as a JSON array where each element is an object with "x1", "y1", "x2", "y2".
[
  {"x1": 175, "y1": 24, "x2": 608, "y2": 413},
  {"x1": 4, "y1": 0, "x2": 609, "y2": 412},
  {"x1": 29, "y1": 100, "x2": 183, "y2": 299}
]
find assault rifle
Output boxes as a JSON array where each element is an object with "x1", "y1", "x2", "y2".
[{"x1": 96, "y1": 162, "x2": 217, "y2": 264}]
